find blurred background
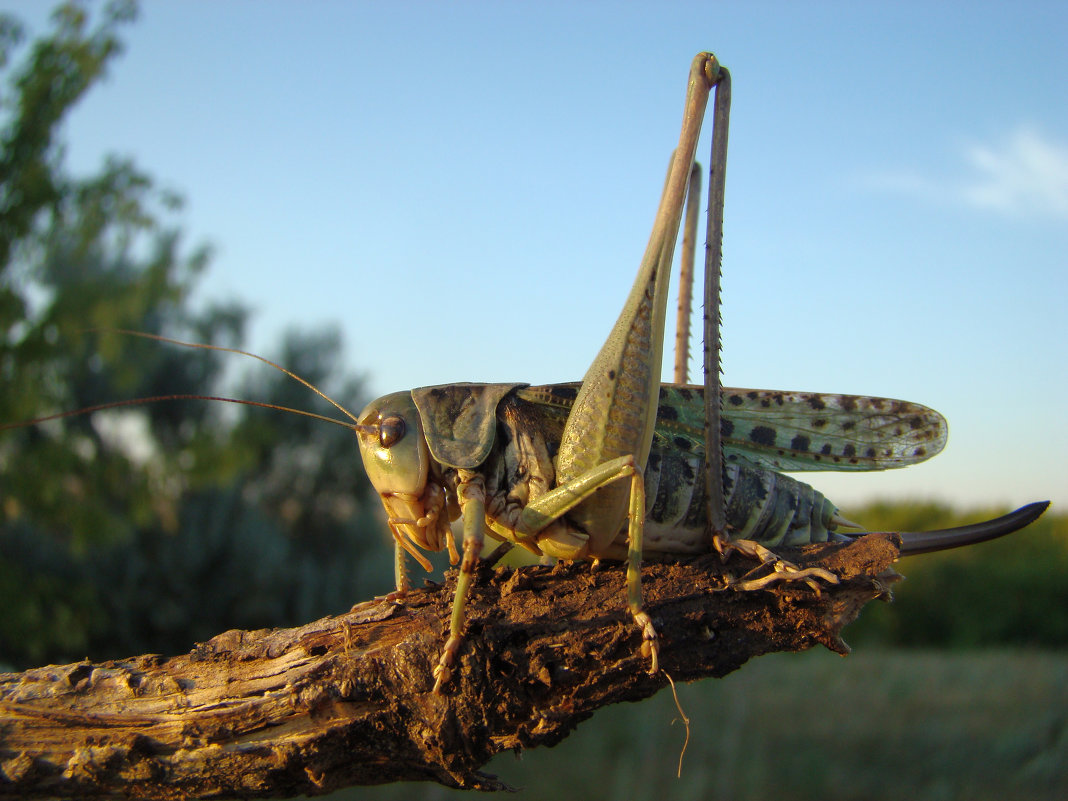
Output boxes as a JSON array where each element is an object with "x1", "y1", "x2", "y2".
[{"x1": 0, "y1": 3, "x2": 1064, "y2": 799}]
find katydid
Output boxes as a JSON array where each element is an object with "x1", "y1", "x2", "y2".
[
  {"x1": 351, "y1": 53, "x2": 1047, "y2": 691},
  {"x1": 1, "y1": 54, "x2": 1049, "y2": 696}
]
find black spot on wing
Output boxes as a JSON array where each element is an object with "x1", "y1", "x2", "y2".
[
  {"x1": 790, "y1": 435, "x2": 810, "y2": 452},
  {"x1": 728, "y1": 394, "x2": 744, "y2": 406},
  {"x1": 749, "y1": 426, "x2": 776, "y2": 447}
]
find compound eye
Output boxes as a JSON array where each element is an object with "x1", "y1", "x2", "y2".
[{"x1": 379, "y1": 416, "x2": 406, "y2": 448}]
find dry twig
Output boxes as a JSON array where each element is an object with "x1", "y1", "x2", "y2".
[{"x1": 0, "y1": 534, "x2": 901, "y2": 797}]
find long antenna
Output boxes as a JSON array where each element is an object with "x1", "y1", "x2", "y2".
[
  {"x1": 3, "y1": 330, "x2": 380, "y2": 434},
  {"x1": 97, "y1": 329, "x2": 362, "y2": 424},
  {"x1": 0, "y1": 394, "x2": 364, "y2": 433}
]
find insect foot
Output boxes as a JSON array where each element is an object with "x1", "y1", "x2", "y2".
[
  {"x1": 633, "y1": 610, "x2": 660, "y2": 674},
  {"x1": 721, "y1": 539, "x2": 840, "y2": 595},
  {"x1": 432, "y1": 639, "x2": 461, "y2": 695}
]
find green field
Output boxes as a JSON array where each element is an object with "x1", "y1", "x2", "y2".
[{"x1": 346, "y1": 648, "x2": 1068, "y2": 801}]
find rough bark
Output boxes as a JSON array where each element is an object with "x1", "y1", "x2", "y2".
[{"x1": 0, "y1": 534, "x2": 902, "y2": 797}]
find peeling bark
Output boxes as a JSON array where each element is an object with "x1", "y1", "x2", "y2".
[{"x1": 0, "y1": 534, "x2": 902, "y2": 797}]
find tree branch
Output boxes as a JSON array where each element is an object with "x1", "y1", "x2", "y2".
[{"x1": 0, "y1": 534, "x2": 901, "y2": 797}]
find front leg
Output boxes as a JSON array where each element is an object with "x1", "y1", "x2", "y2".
[
  {"x1": 432, "y1": 469, "x2": 485, "y2": 694},
  {"x1": 433, "y1": 455, "x2": 659, "y2": 691}
]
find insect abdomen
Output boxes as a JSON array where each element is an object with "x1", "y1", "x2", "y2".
[
  {"x1": 641, "y1": 443, "x2": 841, "y2": 554},
  {"x1": 722, "y1": 462, "x2": 840, "y2": 546}
]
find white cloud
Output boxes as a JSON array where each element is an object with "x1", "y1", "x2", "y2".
[
  {"x1": 959, "y1": 127, "x2": 1068, "y2": 219},
  {"x1": 862, "y1": 126, "x2": 1068, "y2": 221}
]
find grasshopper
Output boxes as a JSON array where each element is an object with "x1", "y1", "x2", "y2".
[{"x1": 3, "y1": 54, "x2": 1049, "y2": 694}]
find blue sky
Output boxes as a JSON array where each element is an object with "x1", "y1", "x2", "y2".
[{"x1": 5, "y1": 1, "x2": 1066, "y2": 512}]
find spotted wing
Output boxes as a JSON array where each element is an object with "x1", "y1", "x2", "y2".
[
  {"x1": 518, "y1": 384, "x2": 947, "y2": 473},
  {"x1": 659, "y1": 386, "x2": 948, "y2": 472}
]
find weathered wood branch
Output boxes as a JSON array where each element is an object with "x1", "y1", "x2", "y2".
[{"x1": 0, "y1": 534, "x2": 902, "y2": 797}]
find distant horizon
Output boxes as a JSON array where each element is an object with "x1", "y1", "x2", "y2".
[{"x1": 3, "y1": 1, "x2": 1065, "y2": 511}]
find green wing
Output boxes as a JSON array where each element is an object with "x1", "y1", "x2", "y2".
[
  {"x1": 710, "y1": 387, "x2": 945, "y2": 471},
  {"x1": 519, "y1": 383, "x2": 947, "y2": 473}
]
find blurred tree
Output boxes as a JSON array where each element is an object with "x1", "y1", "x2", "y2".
[{"x1": 0, "y1": 2, "x2": 388, "y2": 669}]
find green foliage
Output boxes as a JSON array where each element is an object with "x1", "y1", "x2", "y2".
[
  {"x1": 0, "y1": 2, "x2": 232, "y2": 552},
  {"x1": 0, "y1": 1, "x2": 135, "y2": 271},
  {"x1": 0, "y1": 2, "x2": 389, "y2": 669}
]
